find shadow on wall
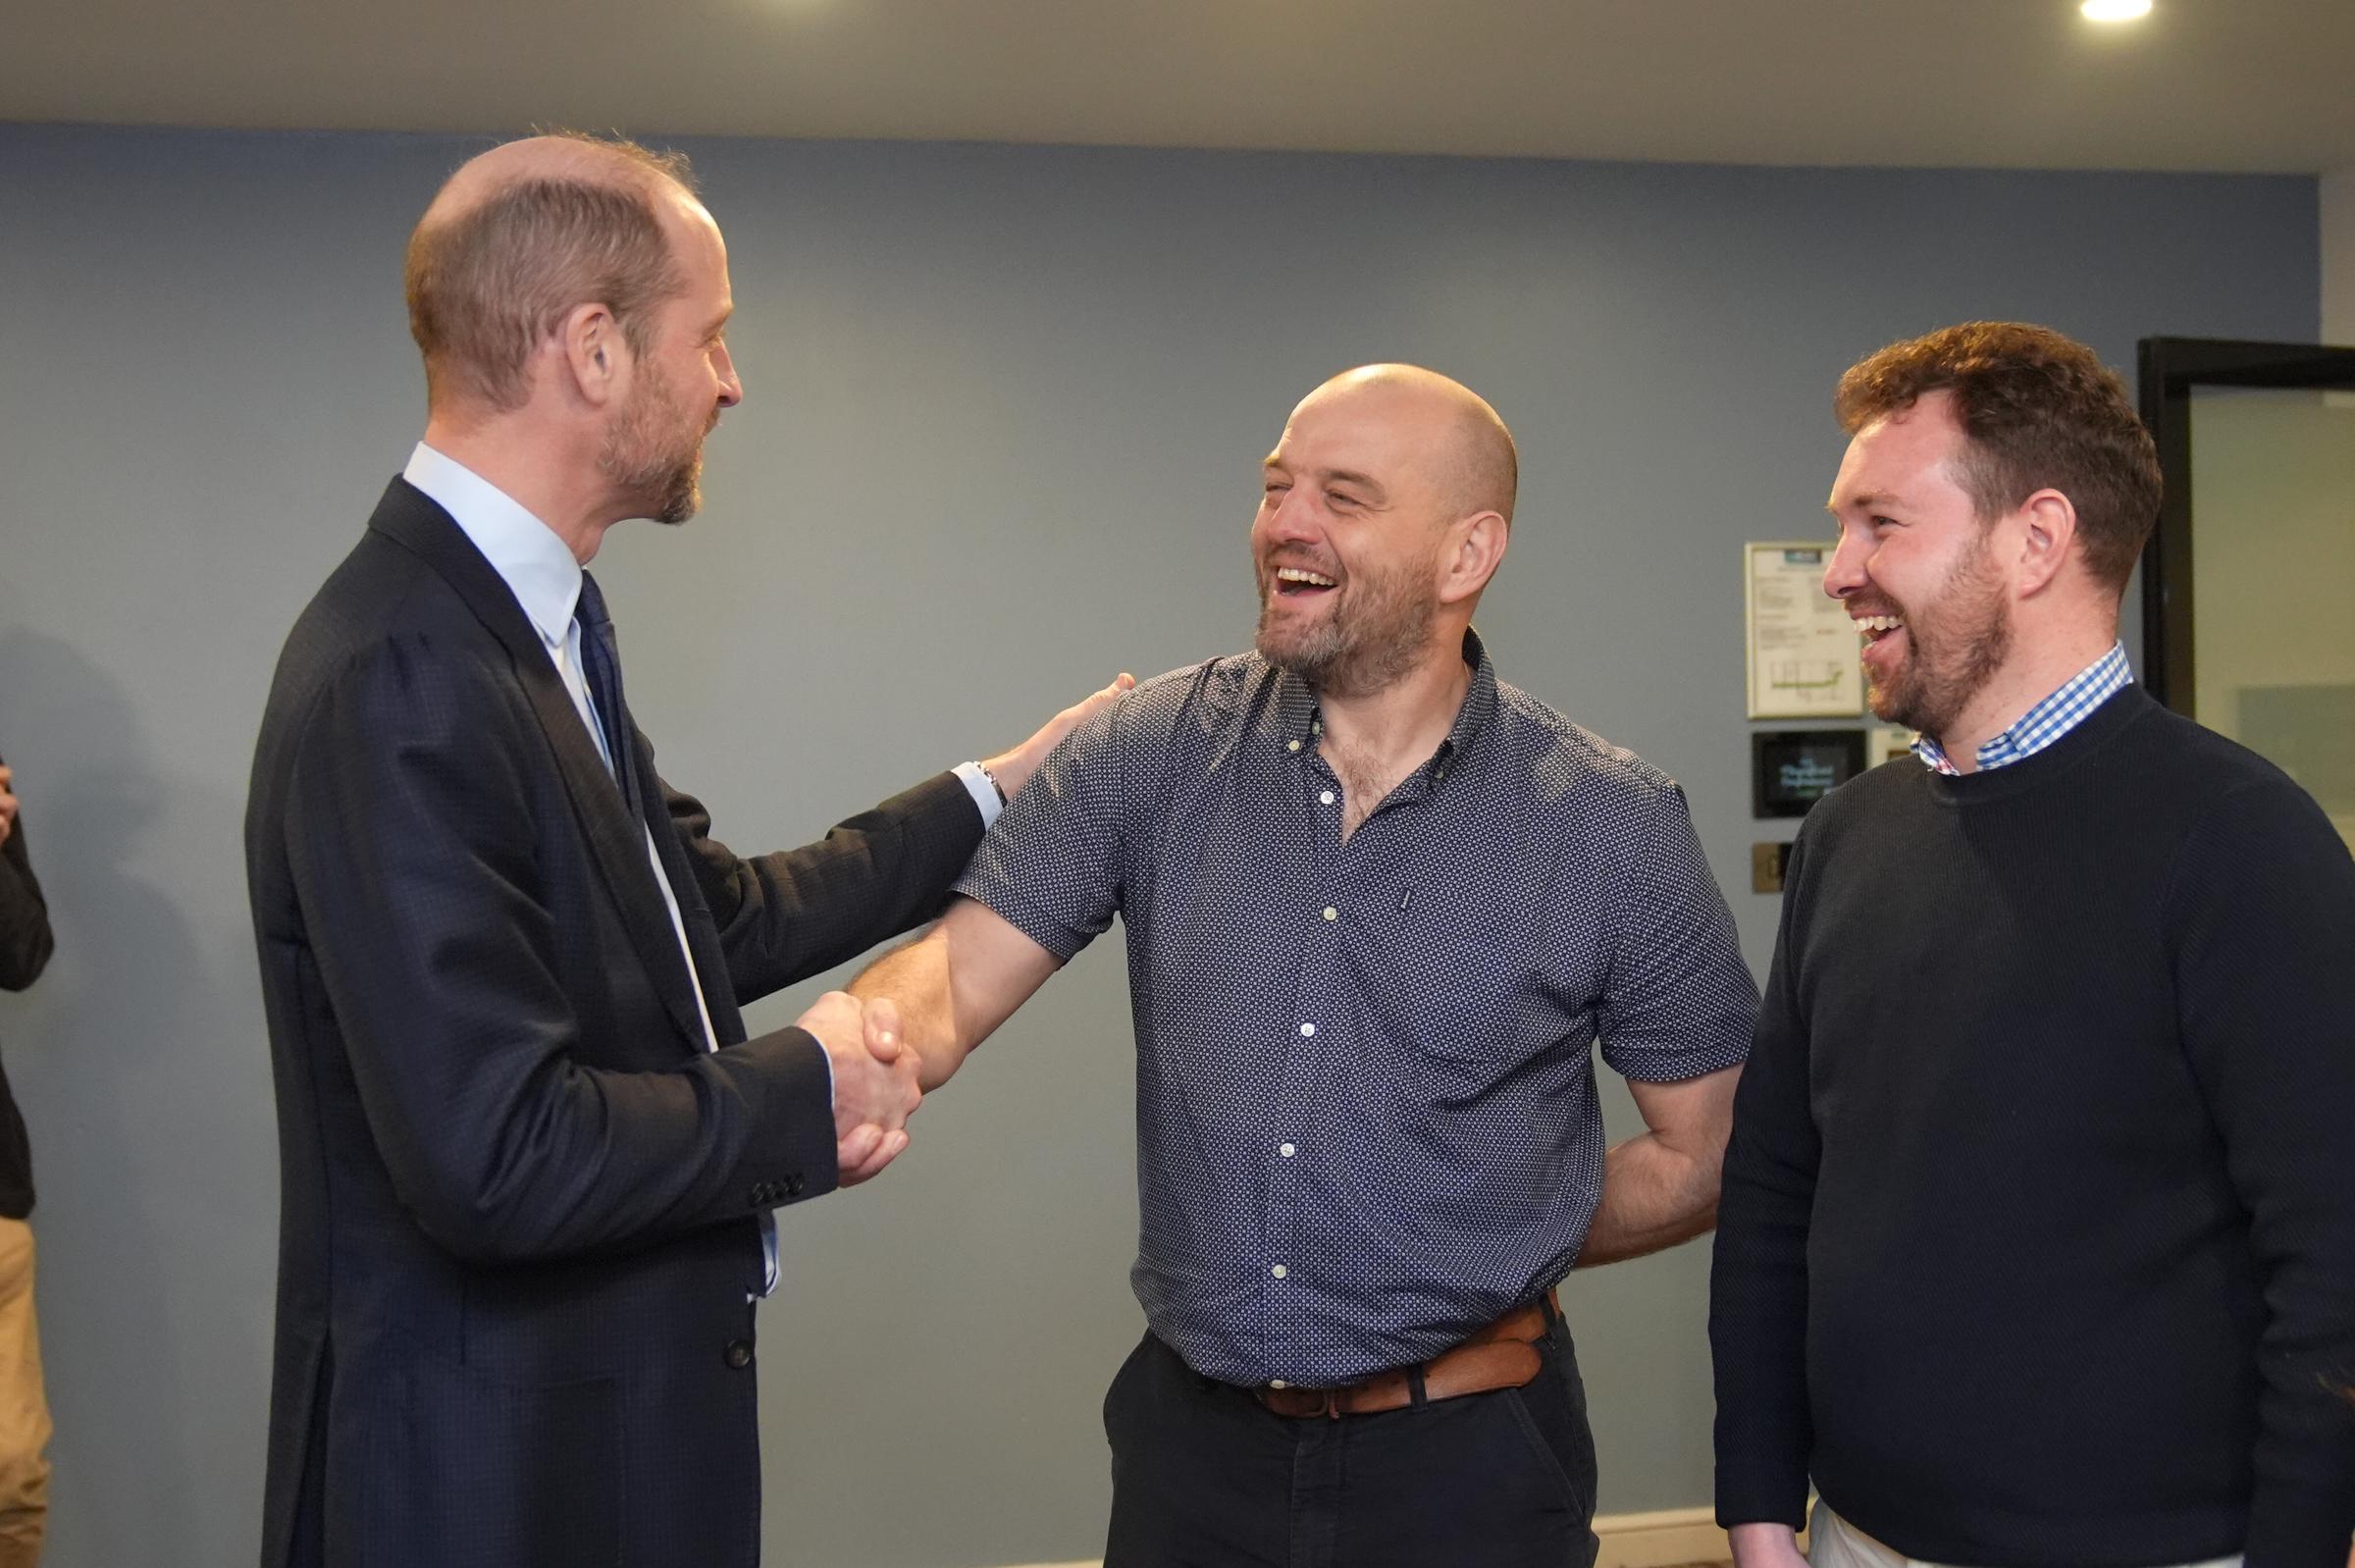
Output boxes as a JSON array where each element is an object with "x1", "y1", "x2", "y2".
[{"x1": 0, "y1": 624, "x2": 275, "y2": 1568}]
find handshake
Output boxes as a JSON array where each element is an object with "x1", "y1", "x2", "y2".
[
  {"x1": 783, "y1": 671, "x2": 1136, "y2": 1191},
  {"x1": 796, "y1": 990, "x2": 923, "y2": 1187}
]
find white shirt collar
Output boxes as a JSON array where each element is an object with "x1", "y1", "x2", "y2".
[{"x1": 402, "y1": 443, "x2": 582, "y2": 652}]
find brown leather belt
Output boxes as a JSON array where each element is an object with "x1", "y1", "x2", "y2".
[{"x1": 1252, "y1": 1290, "x2": 1557, "y2": 1420}]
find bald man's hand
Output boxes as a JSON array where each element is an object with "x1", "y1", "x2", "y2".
[
  {"x1": 0, "y1": 766, "x2": 17, "y2": 848},
  {"x1": 796, "y1": 991, "x2": 921, "y2": 1187},
  {"x1": 981, "y1": 673, "x2": 1134, "y2": 799}
]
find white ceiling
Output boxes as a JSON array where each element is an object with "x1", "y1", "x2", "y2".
[{"x1": 8, "y1": 0, "x2": 2354, "y2": 174}]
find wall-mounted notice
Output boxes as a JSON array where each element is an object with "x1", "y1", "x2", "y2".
[
  {"x1": 1867, "y1": 726, "x2": 1917, "y2": 768},
  {"x1": 1745, "y1": 542, "x2": 1863, "y2": 719}
]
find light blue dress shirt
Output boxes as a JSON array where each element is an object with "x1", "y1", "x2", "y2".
[{"x1": 1912, "y1": 642, "x2": 2133, "y2": 776}]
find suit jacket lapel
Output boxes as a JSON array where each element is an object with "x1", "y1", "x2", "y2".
[{"x1": 364, "y1": 478, "x2": 711, "y2": 1051}]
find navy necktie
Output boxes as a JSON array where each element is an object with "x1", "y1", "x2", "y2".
[{"x1": 574, "y1": 571, "x2": 649, "y2": 828}]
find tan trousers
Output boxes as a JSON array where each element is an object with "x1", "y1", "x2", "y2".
[
  {"x1": 1808, "y1": 1500, "x2": 2241, "y2": 1568},
  {"x1": 0, "y1": 1220, "x2": 48, "y2": 1568}
]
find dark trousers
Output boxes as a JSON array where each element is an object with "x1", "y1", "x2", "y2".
[{"x1": 1102, "y1": 1323, "x2": 1600, "y2": 1568}]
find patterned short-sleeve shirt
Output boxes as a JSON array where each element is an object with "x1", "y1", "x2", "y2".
[{"x1": 957, "y1": 631, "x2": 1757, "y2": 1385}]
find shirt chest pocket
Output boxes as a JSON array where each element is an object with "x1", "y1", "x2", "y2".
[{"x1": 1348, "y1": 876, "x2": 1587, "y2": 1103}]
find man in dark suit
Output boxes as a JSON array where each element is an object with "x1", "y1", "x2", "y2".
[
  {"x1": 245, "y1": 132, "x2": 1122, "y2": 1568},
  {"x1": 0, "y1": 758, "x2": 54, "y2": 1568}
]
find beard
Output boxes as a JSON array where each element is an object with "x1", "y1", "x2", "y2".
[
  {"x1": 1253, "y1": 546, "x2": 1439, "y2": 700},
  {"x1": 600, "y1": 358, "x2": 708, "y2": 527},
  {"x1": 1865, "y1": 530, "x2": 2013, "y2": 740}
]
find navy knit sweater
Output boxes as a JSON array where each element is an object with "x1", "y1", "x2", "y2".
[{"x1": 1711, "y1": 687, "x2": 2355, "y2": 1568}]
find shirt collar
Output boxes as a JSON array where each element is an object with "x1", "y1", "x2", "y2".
[
  {"x1": 1274, "y1": 627, "x2": 1500, "y2": 787},
  {"x1": 1912, "y1": 641, "x2": 2133, "y2": 775},
  {"x1": 403, "y1": 443, "x2": 583, "y2": 652}
]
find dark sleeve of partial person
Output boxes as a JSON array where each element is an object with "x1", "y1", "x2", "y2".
[
  {"x1": 2167, "y1": 778, "x2": 2355, "y2": 1568},
  {"x1": 0, "y1": 763, "x2": 54, "y2": 994},
  {"x1": 277, "y1": 637, "x2": 839, "y2": 1267},
  {"x1": 659, "y1": 763, "x2": 983, "y2": 1009},
  {"x1": 1708, "y1": 825, "x2": 1820, "y2": 1534}
]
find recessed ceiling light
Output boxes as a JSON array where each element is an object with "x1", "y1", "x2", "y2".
[{"x1": 2081, "y1": 0, "x2": 2153, "y2": 20}]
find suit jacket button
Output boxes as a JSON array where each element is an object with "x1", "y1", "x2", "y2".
[
  {"x1": 783, "y1": 1174, "x2": 805, "y2": 1198},
  {"x1": 724, "y1": 1339, "x2": 755, "y2": 1370},
  {"x1": 748, "y1": 1185, "x2": 767, "y2": 1207}
]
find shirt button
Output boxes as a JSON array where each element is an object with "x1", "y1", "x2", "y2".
[
  {"x1": 1319, "y1": 790, "x2": 1334, "y2": 805},
  {"x1": 1271, "y1": 1264, "x2": 1288, "y2": 1279},
  {"x1": 1298, "y1": 1022, "x2": 1316, "y2": 1036},
  {"x1": 1322, "y1": 907, "x2": 1337, "y2": 921},
  {"x1": 1270, "y1": 1378, "x2": 1289, "y2": 1389},
  {"x1": 1280, "y1": 1142, "x2": 1296, "y2": 1157},
  {"x1": 1287, "y1": 739, "x2": 1302, "y2": 753}
]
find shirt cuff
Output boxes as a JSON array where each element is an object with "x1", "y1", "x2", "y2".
[{"x1": 953, "y1": 759, "x2": 1005, "y2": 830}]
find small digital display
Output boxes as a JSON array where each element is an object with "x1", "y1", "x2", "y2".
[{"x1": 1753, "y1": 729, "x2": 1867, "y2": 818}]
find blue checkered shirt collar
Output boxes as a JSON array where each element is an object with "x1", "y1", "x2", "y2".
[{"x1": 1913, "y1": 642, "x2": 2133, "y2": 776}]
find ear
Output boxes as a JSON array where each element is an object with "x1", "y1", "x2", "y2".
[
  {"x1": 1437, "y1": 510, "x2": 1509, "y2": 607},
  {"x1": 2012, "y1": 488, "x2": 2078, "y2": 598},
  {"x1": 556, "y1": 301, "x2": 626, "y2": 409}
]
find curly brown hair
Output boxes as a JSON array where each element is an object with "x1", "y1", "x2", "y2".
[{"x1": 1835, "y1": 322, "x2": 2160, "y2": 592}]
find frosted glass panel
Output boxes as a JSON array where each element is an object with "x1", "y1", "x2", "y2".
[{"x1": 2187, "y1": 386, "x2": 2355, "y2": 850}]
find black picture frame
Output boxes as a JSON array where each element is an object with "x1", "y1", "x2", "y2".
[{"x1": 1753, "y1": 729, "x2": 1867, "y2": 818}]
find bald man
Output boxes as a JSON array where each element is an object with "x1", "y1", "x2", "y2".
[
  {"x1": 851, "y1": 365, "x2": 1759, "y2": 1565},
  {"x1": 244, "y1": 133, "x2": 1115, "y2": 1568}
]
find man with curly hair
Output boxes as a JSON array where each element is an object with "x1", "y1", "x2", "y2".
[{"x1": 1711, "y1": 322, "x2": 2355, "y2": 1568}]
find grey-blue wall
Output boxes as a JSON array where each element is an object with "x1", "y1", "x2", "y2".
[{"x1": 0, "y1": 124, "x2": 2318, "y2": 1567}]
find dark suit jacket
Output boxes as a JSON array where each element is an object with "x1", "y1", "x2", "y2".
[
  {"x1": 244, "y1": 479, "x2": 983, "y2": 1568},
  {"x1": 0, "y1": 756, "x2": 53, "y2": 1219}
]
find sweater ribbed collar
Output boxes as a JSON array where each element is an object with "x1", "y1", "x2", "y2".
[{"x1": 1921, "y1": 684, "x2": 2159, "y2": 807}]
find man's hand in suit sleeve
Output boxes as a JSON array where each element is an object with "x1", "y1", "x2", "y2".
[
  {"x1": 980, "y1": 673, "x2": 1134, "y2": 799},
  {"x1": 795, "y1": 990, "x2": 920, "y2": 1186},
  {"x1": 0, "y1": 764, "x2": 18, "y2": 847},
  {"x1": 661, "y1": 675, "x2": 1134, "y2": 1009}
]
